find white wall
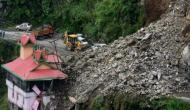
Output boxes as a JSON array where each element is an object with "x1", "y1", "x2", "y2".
[{"x1": 6, "y1": 79, "x2": 52, "y2": 110}]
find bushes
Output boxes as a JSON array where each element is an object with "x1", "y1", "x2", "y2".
[
  {"x1": 89, "y1": 93, "x2": 148, "y2": 110},
  {"x1": 0, "y1": 40, "x2": 19, "y2": 63},
  {"x1": 5, "y1": 0, "x2": 145, "y2": 43},
  {"x1": 0, "y1": 94, "x2": 8, "y2": 110},
  {"x1": 89, "y1": 93, "x2": 190, "y2": 110},
  {"x1": 150, "y1": 97, "x2": 190, "y2": 110},
  {"x1": 0, "y1": 39, "x2": 19, "y2": 110}
]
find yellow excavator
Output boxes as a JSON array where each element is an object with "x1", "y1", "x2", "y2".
[{"x1": 63, "y1": 32, "x2": 88, "y2": 51}]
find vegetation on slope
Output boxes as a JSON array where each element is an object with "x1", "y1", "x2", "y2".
[
  {"x1": 89, "y1": 92, "x2": 190, "y2": 110},
  {"x1": 0, "y1": 39, "x2": 19, "y2": 110},
  {"x1": 0, "y1": 94, "x2": 8, "y2": 110},
  {"x1": 4, "y1": 0, "x2": 145, "y2": 43}
]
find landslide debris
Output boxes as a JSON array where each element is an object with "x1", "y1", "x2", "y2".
[
  {"x1": 55, "y1": 0, "x2": 190, "y2": 109},
  {"x1": 67, "y1": 16, "x2": 187, "y2": 100}
]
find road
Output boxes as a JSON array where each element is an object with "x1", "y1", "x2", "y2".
[{"x1": 0, "y1": 30, "x2": 72, "y2": 56}]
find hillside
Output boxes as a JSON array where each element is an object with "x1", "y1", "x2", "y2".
[
  {"x1": 2, "y1": 0, "x2": 145, "y2": 43},
  {"x1": 2, "y1": 0, "x2": 190, "y2": 110},
  {"x1": 52, "y1": 0, "x2": 190, "y2": 109}
]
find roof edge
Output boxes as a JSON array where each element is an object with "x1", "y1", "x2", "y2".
[
  {"x1": 1, "y1": 65, "x2": 67, "y2": 81},
  {"x1": 1, "y1": 65, "x2": 25, "y2": 81}
]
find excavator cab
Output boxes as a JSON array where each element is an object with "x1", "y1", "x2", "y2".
[
  {"x1": 63, "y1": 31, "x2": 84, "y2": 51},
  {"x1": 63, "y1": 31, "x2": 89, "y2": 51}
]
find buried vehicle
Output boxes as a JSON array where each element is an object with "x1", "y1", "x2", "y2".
[{"x1": 32, "y1": 24, "x2": 54, "y2": 40}]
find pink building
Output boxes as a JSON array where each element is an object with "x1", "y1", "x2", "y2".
[{"x1": 1, "y1": 34, "x2": 67, "y2": 110}]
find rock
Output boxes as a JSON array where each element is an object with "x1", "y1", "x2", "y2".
[
  {"x1": 109, "y1": 57, "x2": 115, "y2": 62},
  {"x1": 142, "y1": 33, "x2": 152, "y2": 41},
  {"x1": 76, "y1": 94, "x2": 89, "y2": 104},
  {"x1": 139, "y1": 27, "x2": 145, "y2": 33},
  {"x1": 148, "y1": 74, "x2": 154, "y2": 80},
  {"x1": 112, "y1": 63, "x2": 118, "y2": 68},
  {"x1": 126, "y1": 38, "x2": 137, "y2": 46},
  {"x1": 182, "y1": 45, "x2": 190, "y2": 65},
  {"x1": 150, "y1": 70, "x2": 162, "y2": 80},
  {"x1": 140, "y1": 44, "x2": 150, "y2": 51},
  {"x1": 115, "y1": 53, "x2": 124, "y2": 59},
  {"x1": 118, "y1": 73, "x2": 127, "y2": 80},
  {"x1": 128, "y1": 80, "x2": 135, "y2": 86},
  {"x1": 157, "y1": 72, "x2": 162, "y2": 81},
  {"x1": 175, "y1": 78, "x2": 180, "y2": 82},
  {"x1": 68, "y1": 96, "x2": 77, "y2": 104},
  {"x1": 93, "y1": 74, "x2": 98, "y2": 78}
]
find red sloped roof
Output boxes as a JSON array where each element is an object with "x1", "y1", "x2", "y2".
[
  {"x1": 26, "y1": 69, "x2": 67, "y2": 80},
  {"x1": 3, "y1": 56, "x2": 39, "y2": 75},
  {"x1": 29, "y1": 34, "x2": 36, "y2": 44},
  {"x1": 34, "y1": 49, "x2": 48, "y2": 61},
  {"x1": 20, "y1": 34, "x2": 36, "y2": 46},
  {"x1": 2, "y1": 56, "x2": 67, "y2": 81},
  {"x1": 33, "y1": 50, "x2": 62, "y2": 63}
]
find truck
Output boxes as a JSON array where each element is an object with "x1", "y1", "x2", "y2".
[{"x1": 32, "y1": 24, "x2": 54, "y2": 40}]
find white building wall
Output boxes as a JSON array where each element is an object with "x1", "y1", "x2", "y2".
[
  {"x1": 7, "y1": 87, "x2": 14, "y2": 103},
  {"x1": 23, "y1": 97, "x2": 36, "y2": 110},
  {"x1": 13, "y1": 85, "x2": 18, "y2": 104},
  {"x1": 6, "y1": 80, "x2": 14, "y2": 103},
  {"x1": 17, "y1": 94, "x2": 24, "y2": 108},
  {"x1": 6, "y1": 79, "x2": 52, "y2": 110}
]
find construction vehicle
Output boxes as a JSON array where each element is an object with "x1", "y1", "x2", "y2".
[
  {"x1": 63, "y1": 32, "x2": 89, "y2": 51},
  {"x1": 32, "y1": 24, "x2": 54, "y2": 40}
]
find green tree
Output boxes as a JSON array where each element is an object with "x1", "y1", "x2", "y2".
[{"x1": 5, "y1": 0, "x2": 145, "y2": 43}]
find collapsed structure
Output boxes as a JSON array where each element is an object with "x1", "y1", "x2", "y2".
[{"x1": 1, "y1": 34, "x2": 67, "y2": 110}]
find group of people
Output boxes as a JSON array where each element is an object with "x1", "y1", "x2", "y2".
[{"x1": 0, "y1": 30, "x2": 5, "y2": 38}]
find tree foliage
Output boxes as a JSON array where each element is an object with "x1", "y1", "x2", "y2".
[
  {"x1": 0, "y1": 39, "x2": 19, "y2": 110},
  {"x1": 5, "y1": 0, "x2": 145, "y2": 43}
]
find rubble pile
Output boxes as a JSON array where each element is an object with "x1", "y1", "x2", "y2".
[
  {"x1": 58, "y1": 0, "x2": 190, "y2": 109},
  {"x1": 66, "y1": 16, "x2": 187, "y2": 100}
]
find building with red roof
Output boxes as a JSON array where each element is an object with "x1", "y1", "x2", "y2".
[{"x1": 1, "y1": 34, "x2": 67, "y2": 110}]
